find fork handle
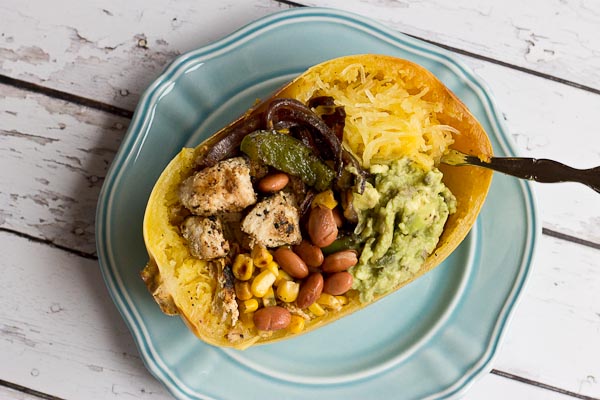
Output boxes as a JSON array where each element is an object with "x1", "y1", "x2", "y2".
[{"x1": 470, "y1": 157, "x2": 600, "y2": 194}]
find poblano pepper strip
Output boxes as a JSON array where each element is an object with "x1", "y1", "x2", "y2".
[
  {"x1": 240, "y1": 130, "x2": 335, "y2": 192},
  {"x1": 320, "y1": 234, "x2": 362, "y2": 255}
]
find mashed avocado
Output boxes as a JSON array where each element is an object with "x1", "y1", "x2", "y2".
[{"x1": 350, "y1": 158, "x2": 457, "y2": 302}]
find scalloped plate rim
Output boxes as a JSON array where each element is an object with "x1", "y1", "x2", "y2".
[{"x1": 96, "y1": 7, "x2": 539, "y2": 400}]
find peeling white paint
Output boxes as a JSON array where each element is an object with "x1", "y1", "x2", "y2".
[
  {"x1": 0, "y1": 0, "x2": 292, "y2": 110},
  {"x1": 299, "y1": 0, "x2": 600, "y2": 89},
  {"x1": 0, "y1": 1, "x2": 599, "y2": 399}
]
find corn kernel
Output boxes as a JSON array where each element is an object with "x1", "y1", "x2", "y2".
[
  {"x1": 262, "y1": 287, "x2": 277, "y2": 307},
  {"x1": 240, "y1": 298, "x2": 259, "y2": 313},
  {"x1": 274, "y1": 269, "x2": 293, "y2": 286},
  {"x1": 235, "y1": 281, "x2": 253, "y2": 301},
  {"x1": 232, "y1": 254, "x2": 254, "y2": 281},
  {"x1": 252, "y1": 244, "x2": 273, "y2": 268},
  {"x1": 311, "y1": 189, "x2": 338, "y2": 209},
  {"x1": 239, "y1": 310, "x2": 255, "y2": 326},
  {"x1": 276, "y1": 280, "x2": 300, "y2": 303},
  {"x1": 250, "y1": 269, "x2": 276, "y2": 298},
  {"x1": 264, "y1": 260, "x2": 279, "y2": 277},
  {"x1": 317, "y1": 293, "x2": 342, "y2": 310},
  {"x1": 288, "y1": 315, "x2": 305, "y2": 334},
  {"x1": 308, "y1": 302, "x2": 325, "y2": 316},
  {"x1": 335, "y1": 295, "x2": 348, "y2": 306}
]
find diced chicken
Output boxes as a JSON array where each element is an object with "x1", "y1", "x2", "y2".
[
  {"x1": 213, "y1": 262, "x2": 239, "y2": 326},
  {"x1": 225, "y1": 331, "x2": 245, "y2": 343},
  {"x1": 219, "y1": 212, "x2": 252, "y2": 252},
  {"x1": 247, "y1": 159, "x2": 269, "y2": 180},
  {"x1": 286, "y1": 175, "x2": 308, "y2": 203},
  {"x1": 241, "y1": 192, "x2": 302, "y2": 248},
  {"x1": 181, "y1": 216, "x2": 229, "y2": 260},
  {"x1": 179, "y1": 157, "x2": 256, "y2": 216},
  {"x1": 281, "y1": 302, "x2": 311, "y2": 320},
  {"x1": 140, "y1": 261, "x2": 178, "y2": 315}
]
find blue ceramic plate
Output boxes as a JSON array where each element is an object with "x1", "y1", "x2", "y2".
[{"x1": 96, "y1": 8, "x2": 539, "y2": 400}]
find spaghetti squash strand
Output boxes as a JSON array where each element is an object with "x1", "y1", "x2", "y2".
[{"x1": 303, "y1": 65, "x2": 455, "y2": 169}]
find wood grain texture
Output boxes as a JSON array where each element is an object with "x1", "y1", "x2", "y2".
[
  {"x1": 0, "y1": 0, "x2": 289, "y2": 111},
  {"x1": 465, "y1": 373, "x2": 578, "y2": 400},
  {"x1": 0, "y1": 232, "x2": 170, "y2": 399},
  {"x1": 294, "y1": 0, "x2": 600, "y2": 92},
  {"x1": 0, "y1": 384, "x2": 59, "y2": 400},
  {"x1": 464, "y1": 56, "x2": 600, "y2": 244},
  {"x1": 1, "y1": 0, "x2": 599, "y2": 399},
  {"x1": 0, "y1": 83, "x2": 128, "y2": 255},
  {"x1": 1, "y1": 58, "x2": 598, "y2": 259},
  {"x1": 3, "y1": 0, "x2": 598, "y2": 111},
  {"x1": 1, "y1": 0, "x2": 597, "y2": 245},
  {"x1": 495, "y1": 236, "x2": 600, "y2": 398},
  {"x1": 1, "y1": 231, "x2": 596, "y2": 399}
]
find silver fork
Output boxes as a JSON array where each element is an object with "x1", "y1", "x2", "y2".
[{"x1": 441, "y1": 149, "x2": 600, "y2": 194}]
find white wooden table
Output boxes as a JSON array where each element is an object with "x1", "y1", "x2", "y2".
[{"x1": 1, "y1": 1, "x2": 598, "y2": 399}]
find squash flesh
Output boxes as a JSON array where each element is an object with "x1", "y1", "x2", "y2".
[{"x1": 142, "y1": 55, "x2": 493, "y2": 349}]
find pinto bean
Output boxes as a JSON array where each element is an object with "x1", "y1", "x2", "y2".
[
  {"x1": 273, "y1": 247, "x2": 309, "y2": 279},
  {"x1": 292, "y1": 240, "x2": 324, "y2": 268},
  {"x1": 307, "y1": 205, "x2": 338, "y2": 248},
  {"x1": 341, "y1": 190, "x2": 358, "y2": 224},
  {"x1": 296, "y1": 272, "x2": 324, "y2": 309},
  {"x1": 258, "y1": 172, "x2": 289, "y2": 192},
  {"x1": 321, "y1": 250, "x2": 358, "y2": 273},
  {"x1": 323, "y1": 272, "x2": 353, "y2": 295},
  {"x1": 331, "y1": 207, "x2": 344, "y2": 228},
  {"x1": 253, "y1": 306, "x2": 292, "y2": 331}
]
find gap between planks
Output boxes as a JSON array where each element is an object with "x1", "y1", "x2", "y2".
[
  {"x1": 275, "y1": 1, "x2": 600, "y2": 96},
  {"x1": 491, "y1": 370, "x2": 600, "y2": 400},
  {"x1": 542, "y1": 228, "x2": 600, "y2": 251},
  {"x1": 0, "y1": 379, "x2": 65, "y2": 400},
  {"x1": 0, "y1": 367, "x2": 595, "y2": 400},
  {"x1": 403, "y1": 35, "x2": 600, "y2": 97},
  {"x1": 0, "y1": 75, "x2": 133, "y2": 119},
  {"x1": 0, "y1": 227, "x2": 97, "y2": 260},
  {"x1": 0, "y1": 225, "x2": 598, "y2": 400},
  {"x1": 0, "y1": 1, "x2": 600, "y2": 122},
  {"x1": 1, "y1": 4, "x2": 597, "y2": 399},
  {"x1": 0, "y1": 200, "x2": 598, "y2": 262}
]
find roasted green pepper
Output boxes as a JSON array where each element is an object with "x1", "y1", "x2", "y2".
[
  {"x1": 320, "y1": 234, "x2": 362, "y2": 255},
  {"x1": 240, "y1": 130, "x2": 336, "y2": 192}
]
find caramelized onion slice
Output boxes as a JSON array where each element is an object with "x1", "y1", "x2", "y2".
[{"x1": 266, "y1": 98, "x2": 344, "y2": 177}]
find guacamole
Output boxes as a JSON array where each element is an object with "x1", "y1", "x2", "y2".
[{"x1": 350, "y1": 158, "x2": 457, "y2": 302}]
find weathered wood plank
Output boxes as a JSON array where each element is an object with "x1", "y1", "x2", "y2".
[
  {"x1": 1, "y1": 0, "x2": 599, "y2": 113},
  {"x1": 2, "y1": 48, "x2": 599, "y2": 258},
  {"x1": 1, "y1": 2, "x2": 598, "y2": 400},
  {"x1": 296, "y1": 0, "x2": 600, "y2": 92},
  {"x1": 465, "y1": 373, "x2": 577, "y2": 400},
  {"x1": 1, "y1": 231, "x2": 596, "y2": 398},
  {"x1": 495, "y1": 235, "x2": 600, "y2": 398},
  {"x1": 0, "y1": 0, "x2": 289, "y2": 111},
  {"x1": 0, "y1": 385, "x2": 56, "y2": 400},
  {"x1": 465, "y1": 56, "x2": 600, "y2": 244},
  {"x1": 0, "y1": 232, "x2": 170, "y2": 399},
  {"x1": 0, "y1": 83, "x2": 128, "y2": 255}
]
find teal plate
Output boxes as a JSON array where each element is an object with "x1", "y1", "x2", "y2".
[{"x1": 96, "y1": 8, "x2": 539, "y2": 400}]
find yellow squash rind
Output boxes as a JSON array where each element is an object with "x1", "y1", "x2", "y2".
[{"x1": 142, "y1": 55, "x2": 493, "y2": 349}]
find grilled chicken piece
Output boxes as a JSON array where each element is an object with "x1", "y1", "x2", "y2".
[
  {"x1": 181, "y1": 216, "x2": 229, "y2": 260},
  {"x1": 281, "y1": 302, "x2": 311, "y2": 320},
  {"x1": 179, "y1": 157, "x2": 256, "y2": 216},
  {"x1": 247, "y1": 159, "x2": 269, "y2": 180},
  {"x1": 241, "y1": 192, "x2": 302, "y2": 248},
  {"x1": 213, "y1": 261, "x2": 239, "y2": 326},
  {"x1": 140, "y1": 260, "x2": 178, "y2": 315}
]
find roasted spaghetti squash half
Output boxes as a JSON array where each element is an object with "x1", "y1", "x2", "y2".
[{"x1": 142, "y1": 55, "x2": 493, "y2": 349}]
